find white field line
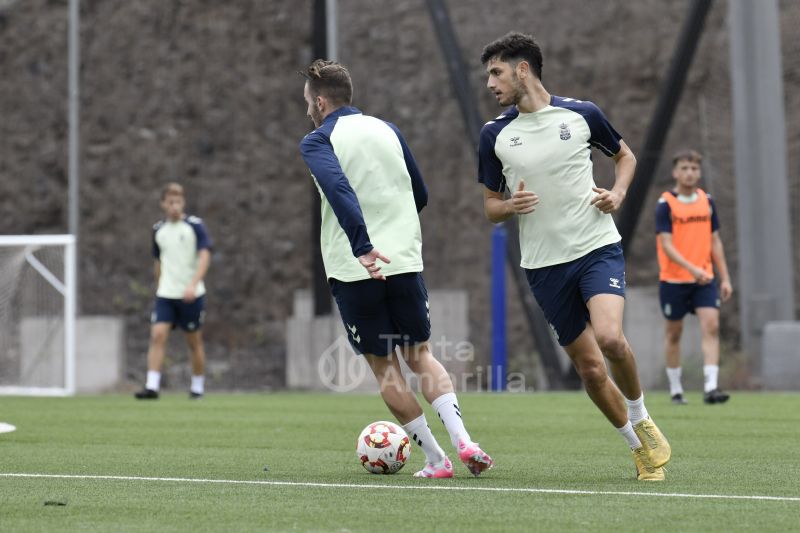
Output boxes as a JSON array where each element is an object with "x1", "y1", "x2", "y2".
[{"x1": 1, "y1": 473, "x2": 799, "y2": 503}]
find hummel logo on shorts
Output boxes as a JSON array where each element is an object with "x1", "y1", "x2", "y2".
[{"x1": 346, "y1": 323, "x2": 360, "y2": 344}]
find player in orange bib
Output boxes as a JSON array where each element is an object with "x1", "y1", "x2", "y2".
[{"x1": 656, "y1": 150, "x2": 733, "y2": 405}]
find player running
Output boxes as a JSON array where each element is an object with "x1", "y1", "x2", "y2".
[
  {"x1": 299, "y1": 59, "x2": 492, "y2": 478},
  {"x1": 477, "y1": 32, "x2": 670, "y2": 480}
]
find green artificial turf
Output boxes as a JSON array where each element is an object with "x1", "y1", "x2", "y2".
[{"x1": 1, "y1": 392, "x2": 798, "y2": 531}]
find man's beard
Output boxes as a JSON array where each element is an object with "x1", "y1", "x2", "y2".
[
  {"x1": 310, "y1": 107, "x2": 323, "y2": 128},
  {"x1": 503, "y1": 77, "x2": 526, "y2": 106}
]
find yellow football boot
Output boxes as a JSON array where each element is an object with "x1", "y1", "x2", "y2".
[
  {"x1": 632, "y1": 446, "x2": 665, "y2": 481},
  {"x1": 633, "y1": 418, "x2": 671, "y2": 468}
]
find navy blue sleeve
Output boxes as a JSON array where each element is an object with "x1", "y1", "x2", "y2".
[
  {"x1": 478, "y1": 124, "x2": 506, "y2": 192},
  {"x1": 152, "y1": 224, "x2": 161, "y2": 259},
  {"x1": 300, "y1": 131, "x2": 373, "y2": 257},
  {"x1": 655, "y1": 200, "x2": 672, "y2": 234},
  {"x1": 188, "y1": 217, "x2": 213, "y2": 251},
  {"x1": 583, "y1": 102, "x2": 622, "y2": 157},
  {"x1": 708, "y1": 195, "x2": 720, "y2": 232},
  {"x1": 385, "y1": 122, "x2": 427, "y2": 213},
  {"x1": 551, "y1": 97, "x2": 623, "y2": 157}
]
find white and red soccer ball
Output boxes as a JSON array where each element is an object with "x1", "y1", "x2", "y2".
[{"x1": 356, "y1": 421, "x2": 410, "y2": 474}]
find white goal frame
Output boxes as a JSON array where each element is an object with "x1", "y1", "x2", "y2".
[{"x1": 0, "y1": 235, "x2": 76, "y2": 396}]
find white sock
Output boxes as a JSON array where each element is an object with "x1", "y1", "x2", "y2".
[
  {"x1": 431, "y1": 392, "x2": 471, "y2": 448},
  {"x1": 616, "y1": 420, "x2": 643, "y2": 449},
  {"x1": 191, "y1": 375, "x2": 205, "y2": 394},
  {"x1": 625, "y1": 393, "x2": 650, "y2": 425},
  {"x1": 146, "y1": 371, "x2": 161, "y2": 391},
  {"x1": 403, "y1": 414, "x2": 446, "y2": 465},
  {"x1": 704, "y1": 365, "x2": 719, "y2": 393},
  {"x1": 666, "y1": 367, "x2": 683, "y2": 396}
]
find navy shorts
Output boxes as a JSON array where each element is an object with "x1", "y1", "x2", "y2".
[
  {"x1": 330, "y1": 272, "x2": 431, "y2": 356},
  {"x1": 659, "y1": 281, "x2": 719, "y2": 320},
  {"x1": 525, "y1": 242, "x2": 626, "y2": 347},
  {"x1": 152, "y1": 296, "x2": 206, "y2": 332}
]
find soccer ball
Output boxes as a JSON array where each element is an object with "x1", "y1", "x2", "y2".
[{"x1": 356, "y1": 421, "x2": 411, "y2": 474}]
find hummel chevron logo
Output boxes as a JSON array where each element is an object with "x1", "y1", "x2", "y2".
[
  {"x1": 346, "y1": 324, "x2": 361, "y2": 344},
  {"x1": 509, "y1": 136, "x2": 523, "y2": 147},
  {"x1": 609, "y1": 277, "x2": 621, "y2": 289}
]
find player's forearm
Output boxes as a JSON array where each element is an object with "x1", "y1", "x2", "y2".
[
  {"x1": 153, "y1": 261, "x2": 161, "y2": 285},
  {"x1": 611, "y1": 149, "x2": 636, "y2": 198},
  {"x1": 661, "y1": 240, "x2": 698, "y2": 273},
  {"x1": 711, "y1": 240, "x2": 730, "y2": 283},
  {"x1": 190, "y1": 249, "x2": 211, "y2": 286},
  {"x1": 484, "y1": 197, "x2": 514, "y2": 223}
]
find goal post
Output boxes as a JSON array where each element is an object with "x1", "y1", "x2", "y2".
[{"x1": 0, "y1": 235, "x2": 76, "y2": 396}]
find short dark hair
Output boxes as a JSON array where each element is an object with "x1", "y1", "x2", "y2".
[
  {"x1": 672, "y1": 149, "x2": 703, "y2": 167},
  {"x1": 302, "y1": 59, "x2": 353, "y2": 106},
  {"x1": 480, "y1": 31, "x2": 543, "y2": 80},
  {"x1": 161, "y1": 182, "x2": 184, "y2": 200}
]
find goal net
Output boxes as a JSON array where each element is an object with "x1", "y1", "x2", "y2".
[{"x1": 0, "y1": 235, "x2": 76, "y2": 396}]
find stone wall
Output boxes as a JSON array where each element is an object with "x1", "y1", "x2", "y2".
[{"x1": 2, "y1": 0, "x2": 799, "y2": 388}]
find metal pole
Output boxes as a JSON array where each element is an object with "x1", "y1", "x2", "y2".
[
  {"x1": 326, "y1": 0, "x2": 338, "y2": 62},
  {"x1": 64, "y1": 237, "x2": 77, "y2": 395},
  {"x1": 490, "y1": 225, "x2": 507, "y2": 391},
  {"x1": 728, "y1": 0, "x2": 795, "y2": 364},
  {"x1": 311, "y1": 0, "x2": 332, "y2": 315},
  {"x1": 68, "y1": 0, "x2": 80, "y2": 313}
]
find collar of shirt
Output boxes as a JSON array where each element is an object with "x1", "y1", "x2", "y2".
[{"x1": 322, "y1": 106, "x2": 362, "y2": 125}]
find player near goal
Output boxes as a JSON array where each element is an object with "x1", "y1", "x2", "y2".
[
  {"x1": 656, "y1": 149, "x2": 732, "y2": 405},
  {"x1": 477, "y1": 32, "x2": 670, "y2": 480},
  {"x1": 134, "y1": 183, "x2": 212, "y2": 400},
  {"x1": 299, "y1": 59, "x2": 492, "y2": 478}
]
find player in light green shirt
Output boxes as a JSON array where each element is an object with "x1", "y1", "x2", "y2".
[
  {"x1": 478, "y1": 32, "x2": 669, "y2": 481},
  {"x1": 135, "y1": 183, "x2": 212, "y2": 400},
  {"x1": 300, "y1": 59, "x2": 492, "y2": 478}
]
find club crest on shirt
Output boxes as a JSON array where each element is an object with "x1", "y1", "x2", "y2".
[
  {"x1": 559, "y1": 122, "x2": 571, "y2": 140},
  {"x1": 509, "y1": 136, "x2": 523, "y2": 147}
]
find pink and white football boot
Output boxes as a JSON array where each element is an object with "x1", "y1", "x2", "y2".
[
  {"x1": 458, "y1": 440, "x2": 494, "y2": 477},
  {"x1": 413, "y1": 456, "x2": 454, "y2": 478}
]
